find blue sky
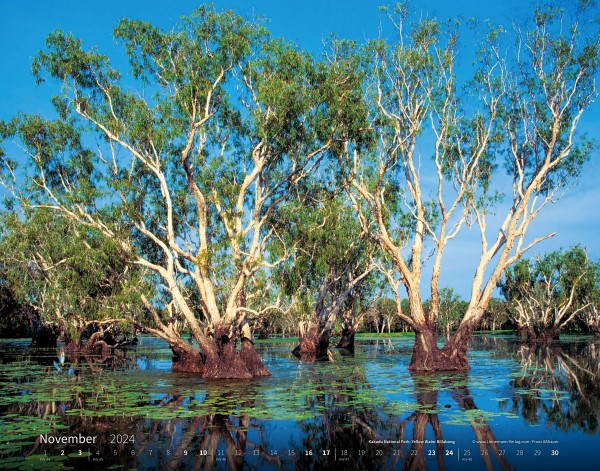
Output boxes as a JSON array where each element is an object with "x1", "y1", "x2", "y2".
[{"x1": 1, "y1": 0, "x2": 599, "y2": 299}]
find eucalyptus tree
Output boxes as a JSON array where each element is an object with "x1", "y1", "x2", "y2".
[
  {"x1": 0, "y1": 208, "x2": 149, "y2": 350},
  {"x1": 480, "y1": 297, "x2": 511, "y2": 332},
  {"x1": 335, "y1": 281, "x2": 382, "y2": 349},
  {"x1": 364, "y1": 297, "x2": 401, "y2": 334},
  {"x1": 275, "y1": 187, "x2": 379, "y2": 360},
  {"x1": 499, "y1": 246, "x2": 600, "y2": 341},
  {"x1": 0, "y1": 7, "x2": 346, "y2": 378},
  {"x1": 435, "y1": 288, "x2": 466, "y2": 339},
  {"x1": 337, "y1": 3, "x2": 600, "y2": 370},
  {"x1": 579, "y1": 295, "x2": 600, "y2": 338}
]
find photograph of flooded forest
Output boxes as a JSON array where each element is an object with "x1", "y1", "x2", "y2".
[{"x1": 1, "y1": 1, "x2": 599, "y2": 470}]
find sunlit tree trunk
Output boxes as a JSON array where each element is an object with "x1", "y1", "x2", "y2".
[
  {"x1": 337, "y1": 5, "x2": 599, "y2": 371},
  {"x1": 0, "y1": 8, "x2": 345, "y2": 378}
]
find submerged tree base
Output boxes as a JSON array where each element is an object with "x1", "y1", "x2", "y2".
[
  {"x1": 172, "y1": 343, "x2": 205, "y2": 374},
  {"x1": 61, "y1": 324, "x2": 139, "y2": 361},
  {"x1": 171, "y1": 336, "x2": 271, "y2": 379},
  {"x1": 522, "y1": 328, "x2": 561, "y2": 343},
  {"x1": 335, "y1": 327, "x2": 355, "y2": 351},
  {"x1": 29, "y1": 317, "x2": 59, "y2": 348},
  {"x1": 240, "y1": 338, "x2": 271, "y2": 377},
  {"x1": 408, "y1": 329, "x2": 470, "y2": 372},
  {"x1": 292, "y1": 325, "x2": 331, "y2": 361},
  {"x1": 516, "y1": 324, "x2": 564, "y2": 343}
]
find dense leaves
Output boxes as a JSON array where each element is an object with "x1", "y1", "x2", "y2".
[
  {"x1": 499, "y1": 246, "x2": 600, "y2": 340},
  {"x1": 0, "y1": 209, "x2": 150, "y2": 341}
]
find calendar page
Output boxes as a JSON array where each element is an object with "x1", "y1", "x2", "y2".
[{"x1": 1, "y1": 1, "x2": 599, "y2": 470}]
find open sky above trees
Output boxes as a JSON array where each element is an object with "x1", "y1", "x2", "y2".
[{"x1": 1, "y1": 0, "x2": 599, "y2": 299}]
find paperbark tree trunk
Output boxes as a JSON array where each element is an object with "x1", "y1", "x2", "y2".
[
  {"x1": 525, "y1": 325, "x2": 561, "y2": 343},
  {"x1": 292, "y1": 324, "x2": 331, "y2": 361},
  {"x1": 408, "y1": 322, "x2": 476, "y2": 372},
  {"x1": 171, "y1": 326, "x2": 270, "y2": 379},
  {"x1": 336, "y1": 324, "x2": 356, "y2": 351},
  {"x1": 240, "y1": 323, "x2": 271, "y2": 377},
  {"x1": 171, "y1": 341, "x2": 206, "y2": 374}
]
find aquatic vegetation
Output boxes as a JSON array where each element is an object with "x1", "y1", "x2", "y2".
[{"x1": 0, "y1": 336, "x2": 598, "y2": 469}]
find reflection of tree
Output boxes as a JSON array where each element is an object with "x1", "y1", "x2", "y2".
[
  {"x1": 449, "y1": 386, "x2": 513, "y2": 471},
  {"x1": 506, "y1": 342, "x2": 600, "y2": 433},
  {"x1": 58, "y1": 344, "x2": 138, "y2": 374},
  {"x1": 3, "y1": 391, "x2": 282, "y2": 470},
  {"x1": 290, "y1": 364, "x2": 400, "y2": 469},
  {"x1": 135, "y1": 386, "x2": 304, "y2": 470},
  {"x1": 1, "y1": 351, "x2": 281, "y2": 470},
  {"x1": 402, "y1": 375, "x2": 513, "y2": 471},
  {"x1": 401, "y1": 383, "x2": 446, "y2": 471},
  {"x1": 284, "y1": 365, "x2": 515, "y2": 471},
  {"x1": 152, "y1": 409, "x2": 248, "y2": 471}
]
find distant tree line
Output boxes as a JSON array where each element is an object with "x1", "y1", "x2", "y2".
[{"x1": 7, "y1": 245, "x2": 598, "y2": 342}]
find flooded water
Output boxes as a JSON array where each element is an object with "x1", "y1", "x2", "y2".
[{"x1": 0, "y1": 335, "x2": 599, "y2": 470}]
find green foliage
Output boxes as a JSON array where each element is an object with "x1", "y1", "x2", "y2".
[
  {"x1": 332, "y1": 1, "x2": 600, "y2": 351},
  {"x1": 481, "y1": 298, "x2": 512, "y2": 331},
  {"x1": 0, "y1": 4, "x2": 353, "y2": 344},
  {"x1": 499, "y1": 245, "x2": 600, "y2": 333},
  {"x1": 1, "y1": 3, "x2": 598, "y2": 360},
  {"x1": 435, "y1": 288, "x2": 467, "y2": 336},
  {"x1": 273, "y1": 185, "x2": 380, "y2": 329},
  {"x1": 0, "y1": 273, "x2": 31, "y2": 338},
  {"x1": 501, "y1": 246, "x2": 598, "y2": 305},
  {"x1": 501, "y1": 4, "x2": 599, "y2": 194},
  {"x1": 0, "y1": 208, "x2": 150, "y2": 338}
]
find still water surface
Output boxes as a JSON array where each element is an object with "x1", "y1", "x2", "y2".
[{"x1": 0, "y1": 335, "x2": 598, "y2": 470}]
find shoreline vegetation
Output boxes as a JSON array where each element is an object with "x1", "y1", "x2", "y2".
[{"x1": 5, "y1": 329, "x2": 596, "y2": 344}]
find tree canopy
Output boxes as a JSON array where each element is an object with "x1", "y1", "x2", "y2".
[
  {"x1": 0, "y1": 208, "x2": 149, "y2": 343},
  {"x1": 335, "y1": 2, "x2": 599, "y2": 369},
  {"x1": 0, "y1": 5, "x2": 356, "y2": 378},
  {"x1": 499, "y1": 245, "x2": 600, "y2": 340}
]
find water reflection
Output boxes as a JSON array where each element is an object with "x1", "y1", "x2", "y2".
[
  {"x1": 448, "y1": 383, "x2": 514, "y2": 471},
  {"x1": 398, "y1": 375, "x2": 514, "y2": 471},
  {"x1": 289, "y1": 363, "x2": 402, "y2": 469},
  {"x1": 505, "y1": 341, "x2": 600, "y2": 433},
  {"x1": 0, "y1": 337, "x2": 599, "y2": 469},
  {"x1": 1, "y1": 377, "x2": 287, "y2": 469}
]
